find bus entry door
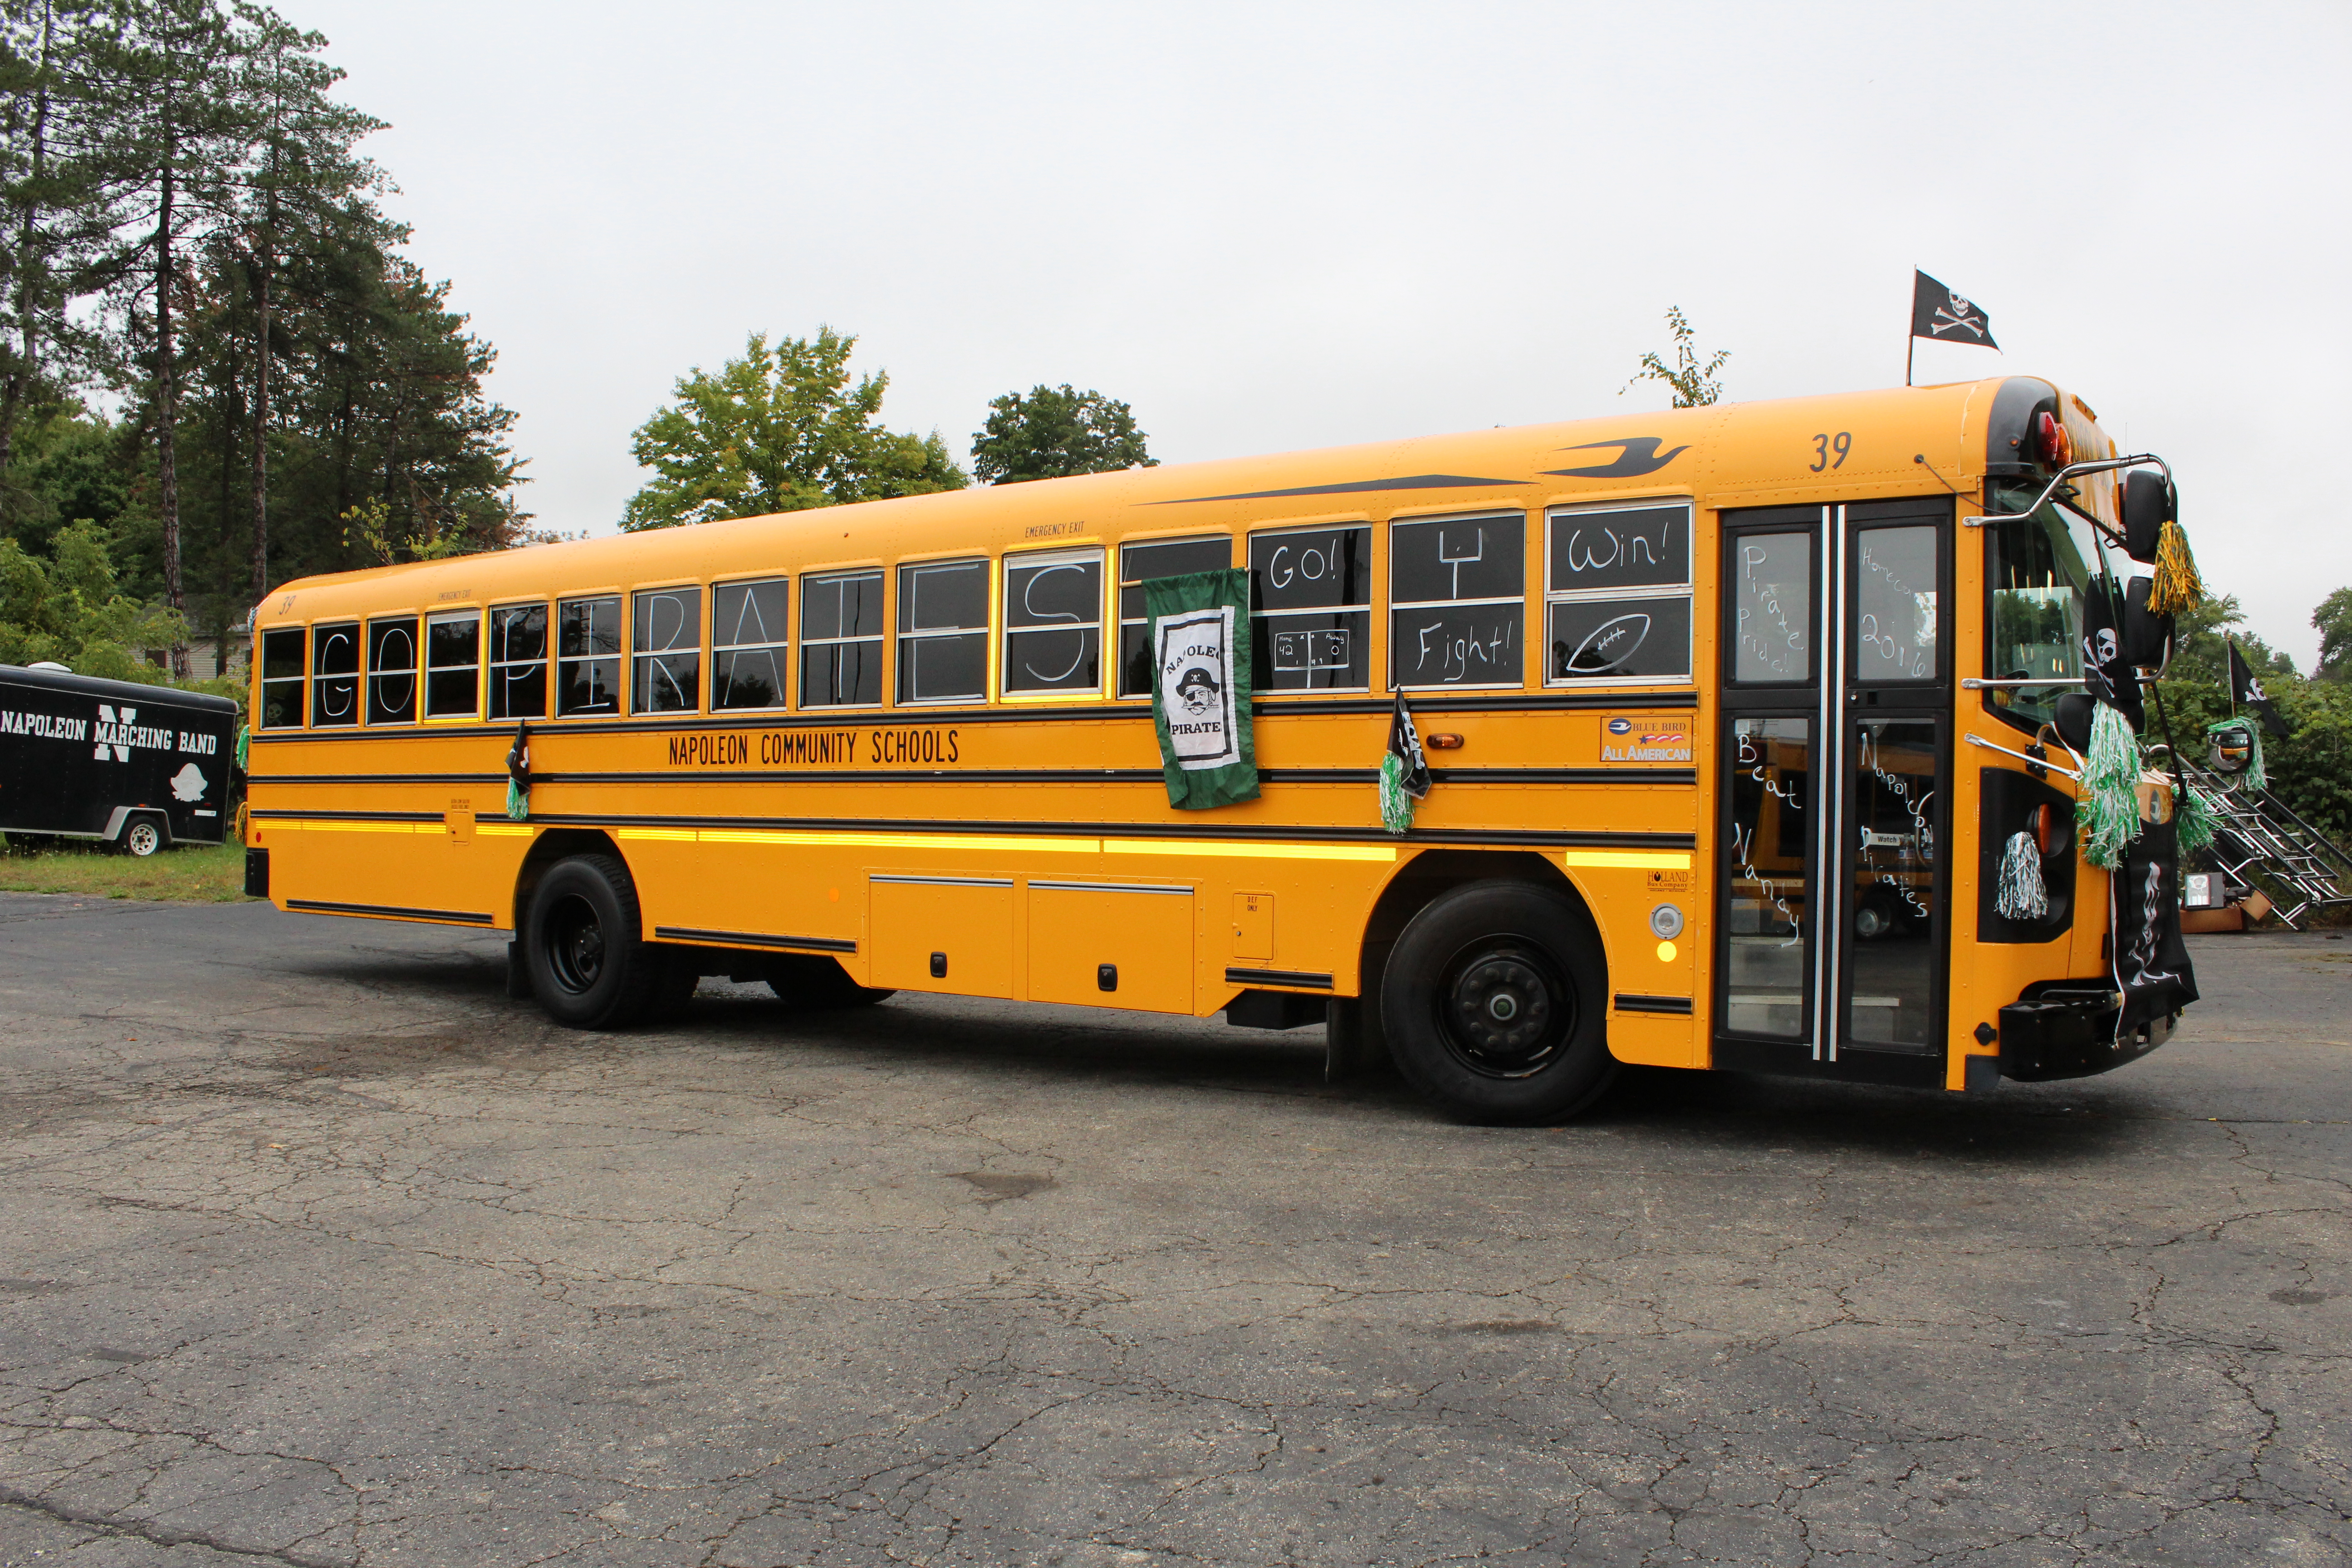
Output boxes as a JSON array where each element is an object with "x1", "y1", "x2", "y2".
[{"x1": 1715, "y1": 500, "x2": 1952, "y2": 1083}]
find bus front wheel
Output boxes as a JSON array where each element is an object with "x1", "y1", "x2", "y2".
[
  {"x1": 1380, "y1": 880, "x2": 1617, "y2": 1125},
  {"x1": 524, "y1": 854, "x2": 661, "y2": 1029}
]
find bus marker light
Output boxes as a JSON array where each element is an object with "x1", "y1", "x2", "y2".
[
  {"x1": 1649, "y1": 903, "x2": 1685, "y2": 939},
  {"x1": 1655, "y1": 941, "x2": 1678, "y2": 962}
]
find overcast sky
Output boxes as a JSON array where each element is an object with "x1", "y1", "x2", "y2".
[{"x1": 299, "y1": 0, "x2": 2350, "y2": 665}]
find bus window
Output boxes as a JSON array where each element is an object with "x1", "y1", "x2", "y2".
[
  {"x1": 1004, "y1": 549, "x2": 1102, "y2": 696},
  {"x1": 632, "y1": 587, "x2": 702, "y2": 714},
  {"x1": 1983, "y1": 494, "x2": 2096, "y2": 734},
  {"x1": 367, "y1": 617, "x2": 418, "y2": 724},
  {"x1": 1389, "y1": 513, "x2": 1524, "y2": 690},
  {"x1": 489, "y1": 605, "x2": 549, "y2": 719},
  {"x1": 897, "y1": 560, "x2": 988, "y2": 704},
  {"x1": 1117, "y1": 536, "x2": 1230, "y2": 696},
  {"x1": 1853, "y1": 525, "x2": 1940, "y2": 684},
  {"x1": 258, "y1": 627, "x2": 305, "y2": 729},
  {"x1": 1731, "y1": 532, "x2": 1813, "y2": 683},
  {"x1": 426, "y1": 612, "x2": 481, "y2": 717},
  {"x1": 557, "y1": 596, "x2": 623, "y2": 715},
  {"x1": 711, "y1": 579, "x2": 788, "y2": 710},
  {"x1": 801, "y1": 570, "x2": 882, "y2": 708},
  {"x1": 311, "y1": 622, "x2": 359, "y2": 726},
  {"x1": 1250, "y1": 524, "x2": 1370, "y2": 691},
  {"x1": 1545, "y1": 502, "x2": 1692, "y2": 684}
]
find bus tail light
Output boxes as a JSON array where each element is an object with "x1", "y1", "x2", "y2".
[{"x1": 2034, "y1": 410, "x2": 2073, "y2": 470}]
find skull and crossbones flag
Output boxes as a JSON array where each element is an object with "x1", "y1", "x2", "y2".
[
  {"x1": 2228, "y1": 638, "x2": 2294, "y2": 739},
  {"x1": 1910, "y1": 271, "x2": 1997, "y2": 347}
]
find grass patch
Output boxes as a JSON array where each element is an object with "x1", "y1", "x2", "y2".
[{"x1": 0, "y1": 837, "x2": 254, "y2": 902}]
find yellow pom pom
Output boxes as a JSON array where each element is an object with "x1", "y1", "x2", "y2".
[{"x1": 2146, "y1": 518, "x2": 2202, "y2": 616}]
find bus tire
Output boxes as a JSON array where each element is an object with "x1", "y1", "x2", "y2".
[
  {"x1": 1380, "y1": 880, "x2": 1617, "y2": 1125},
  {"x1": 523, "y1": 854, "x2": 661, "y2": 1029},
  {"x1": 119, "y1": 814, "x2": 166, "y2": 858}
]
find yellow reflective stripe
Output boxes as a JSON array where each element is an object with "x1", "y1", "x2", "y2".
[
  {"x1": 476, "y1": 823, "x2": 534, "y2": 837},
  {"x1": 617, "y1": 828, "x2": 699, "y2": 842},
  {"x1": 271, "y1": 819, "x2": 421, "y2": 833},
  {"x1": 1103, "y1": 838, "x2": 1397, "y2": 862},
  {"x1": 1560, "y1": 849, "x2": 1692, "y2": 870}
]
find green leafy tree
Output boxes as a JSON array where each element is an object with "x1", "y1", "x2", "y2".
[
  {"x1": 0, "y1": 516, "x2": 183, "y2": 680},
  {"x1": 2314, "y1": 587, "x2": 2352, "y2": 683},
  {"x1": 1623, "y1": 305, "x2": 1728, "y2": 408},
  {"x1": 621, "y1": 328, "x2": 966, "y2": 530},
  {"x1": 970, "y1": 383, "x2": 1155, "y2": 485}
]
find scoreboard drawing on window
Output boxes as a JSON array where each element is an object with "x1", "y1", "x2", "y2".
[{"x1": 1272, "y1": 627, "x2": 1352, "y2": 674}]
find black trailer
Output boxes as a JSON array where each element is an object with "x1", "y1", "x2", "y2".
[{"x1": 0, "y1": 663, "x2": 240, "y2": 855}]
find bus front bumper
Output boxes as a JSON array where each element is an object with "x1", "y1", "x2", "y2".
[{"x1": 1998, "y1": 983, "x2": 2175, "y2": 1082}]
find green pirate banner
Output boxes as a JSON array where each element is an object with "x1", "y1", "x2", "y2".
[{"x1": 1145, "y1": 568, "x2": 1259, "y2": 810}]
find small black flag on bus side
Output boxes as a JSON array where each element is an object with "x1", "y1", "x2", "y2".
[{"x1": 1911, "y1": 271, "x2": 1997, "y2": 348}]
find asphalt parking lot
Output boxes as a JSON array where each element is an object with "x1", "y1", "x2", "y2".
[{"x1": 0, "y1": 893, "x2": 2346, "y2": 1568}]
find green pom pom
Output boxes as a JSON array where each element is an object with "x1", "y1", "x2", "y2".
[
  {"x1": 2176, "y1": 783, "x2": 2218, "y2": 856},
  {"x1": 505, "y1": 776, "x2": 530, "y2": 822},
  {"x1": 2081, "y1": 701, "x2": 2141, "y2": 870},
  {"x1": 1379, "y1": 754, "x2": 1414, "y2": 834}
]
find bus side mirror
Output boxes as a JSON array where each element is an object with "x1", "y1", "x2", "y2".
[
  {"x1": 2121, "y1": 469, "x2": 2172, "y2": 562},
  {"x1": 2123, "y1": 576, "x2": 2174, "y2": 671}
]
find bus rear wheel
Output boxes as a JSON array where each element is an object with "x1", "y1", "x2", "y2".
[
  {"x1": 524, "y1": 854, "x2": 661, "y2": 1029},
  {"x1": 1380, "y1": 880, "x2": 1617, "y2": 1125}
]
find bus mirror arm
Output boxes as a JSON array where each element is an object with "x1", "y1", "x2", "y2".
[
  {"x1": 1966, "y1": 730, "x2": 2082, "y2": 783},
  {"x1": 1964, "y1": 454, "x2": 2173, "y2": 534}
]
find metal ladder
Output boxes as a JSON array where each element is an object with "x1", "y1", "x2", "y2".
[{"x1": 2175, "y1": 760, "x2": 2352, "y2": 928}]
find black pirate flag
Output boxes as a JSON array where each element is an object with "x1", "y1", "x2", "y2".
[
  {"x1": 2229, "y1": 638, "x2": 2294, "y2": 738},
  {"x1": 1911, "y1": 270, "x2": 1997, "y2": 347},
  {"x1": 2081, "y1": 575, "x2": 2143, "y2": 729}
]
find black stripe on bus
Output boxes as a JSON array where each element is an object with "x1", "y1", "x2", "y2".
[
  {"x1": 1225, "y1": 966, "x2": 1334, "y2": 989},
  {"x1": 1614, "y1": 993, "x2": 1695, "y2": 1015},
  {"x1": 249, "y1": 806, "x2": 1695, "y2": 851},
  {"x1": 653, "y1": 926, "x2": 857, "y2": 955},
  {"x1": 286, "y1": 898, "x2": 494, "y2": 925},
  {"x1": 245, "y1": 688, "x2": 1700, "y2": 744},
  {"x1": 250, "y1": 766, "x2": 1695, "y2": 788}
]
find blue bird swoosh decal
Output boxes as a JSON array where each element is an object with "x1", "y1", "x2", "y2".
[{"x1": 1542, "y1": 436, "x2": 1690, "y2": 480}]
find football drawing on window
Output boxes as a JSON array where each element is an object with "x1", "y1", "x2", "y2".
[{"x1": 1545, "y1": 502, "x2": 1692, "y2": 684}]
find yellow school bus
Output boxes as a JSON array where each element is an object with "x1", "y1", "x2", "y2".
[{"x1": 244, "y1": 375, "x2": 2180, "y2": 1122}]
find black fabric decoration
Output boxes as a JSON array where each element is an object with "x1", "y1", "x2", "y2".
[
  {"x1": 2113, "y1": 814, "x2": 2199, "y2": 1036},
  {"x1": 2080, "y1": 575, "x2": 2143, "y2": 730},
  {"x1": 2228, "y1": 639, "x2": 2293, "y2": 739},
  {"x1": 1910, "y1": 270, "x2": 1997, "y2": 347}
]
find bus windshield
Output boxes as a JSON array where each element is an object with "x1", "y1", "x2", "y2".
[{"x1": 1984, "y1": 487, "x2": 2102, "y2": 734}]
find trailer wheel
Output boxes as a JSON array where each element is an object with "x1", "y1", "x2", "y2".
[
  {"x1": 1380, "y1": 880, "x2": 1617, "y2": 1125},
  {"x1": 121, "y1": 816, "x2": 165, "y2": 858},
  {"x1": 522, "y1": 854, "x2": 661, "y2": 1029}
]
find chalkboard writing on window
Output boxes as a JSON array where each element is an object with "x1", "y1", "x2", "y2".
[
  {"x1": 1547, "y1": 504, "x2": 1689, "y2": 592},
  {"x1": 1391, "y1": 513, "x2": 1523, "y2": 688},
  {"x1": 898, "y1": 560, "x2": 988, "y2": 704},
  {"x1": 712, "y1": 579, "x2": 789, "y2": 711},
  {"x1": 1004, "y1": 550, "x2": 1102, "y2": 695},
  {"x1": 1251, "y1": 525, "x2": 1370, "y2": 691}
]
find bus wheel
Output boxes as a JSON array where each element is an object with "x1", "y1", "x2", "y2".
[
  {"x1": 1854, "y1": 889, "x2": 1903, "y2": 941},
  {"x1": 524, "y1": 854, "x2": 660, "y2": 1029},
  {"x1": 120, "y1": 816, "x2": 165, "y2": 858},
  {"x1": 1380, "y1": 880, "x2": 1616, "y2": 1125}
]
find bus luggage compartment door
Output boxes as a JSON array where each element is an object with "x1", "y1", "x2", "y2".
[
  {"x1": 1024, "y1": 880, "x2": 1196, "y2": 1013},
  {"x1": 868, "y1": 874, "x2": 1015, "y2": 997}
]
